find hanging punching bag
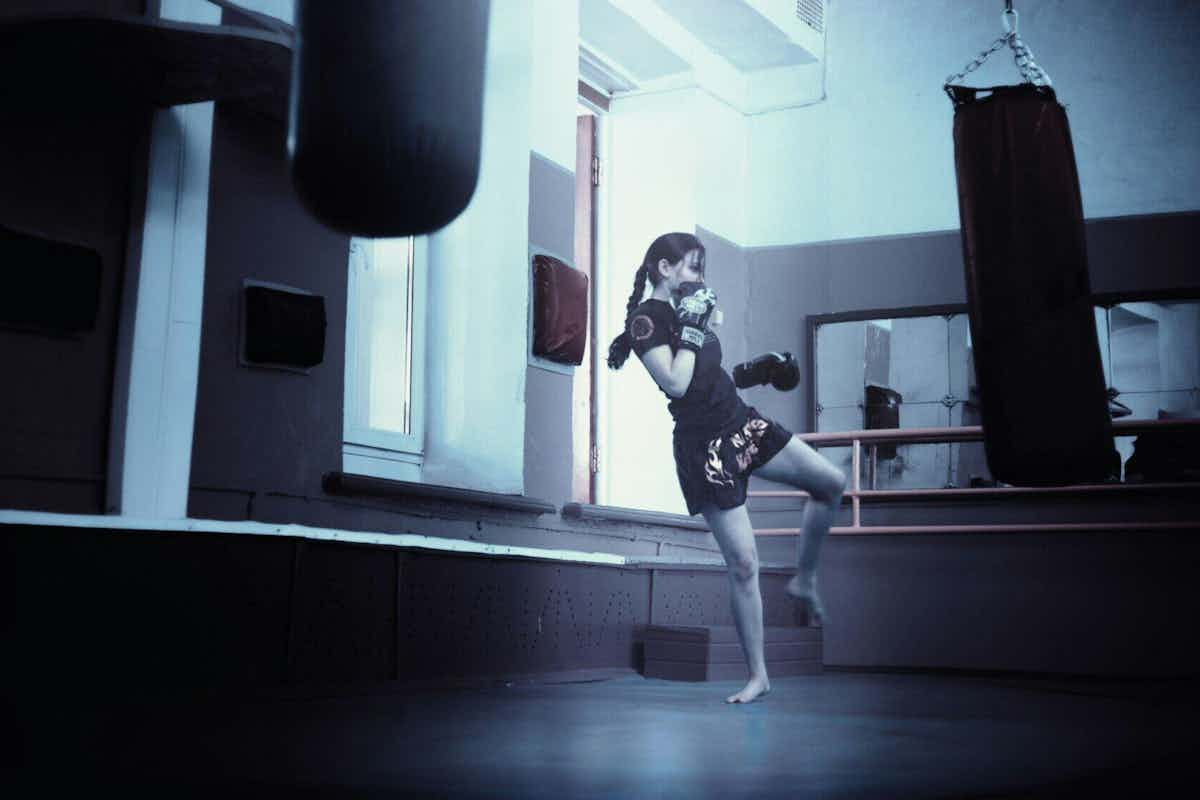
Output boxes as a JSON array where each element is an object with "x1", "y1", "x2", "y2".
[
  {"x1": 947, "y1": 30, "x2": 1115, "y2": 486},
  {"x1": 288, "y1": 1, "x2": 490, "y2": 237}
]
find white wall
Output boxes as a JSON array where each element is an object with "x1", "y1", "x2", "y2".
[
  {"x1": 423, "y1": 0, "x2": 534, "y2": 494},
  {"x1": 531, "y1": 0, "x2": 579, "y2": 169},
  {"x1": 226, "y1": 0, "x2": 294, "y2": 23},
  {"x1": 693, "y1": 90, "x2": 749, "y2": 244},
  {"x1": 112, "y1": 0, "x2": 219, "y2": 518},
  {"x1": 747, "y1": 0, "x2": 1200, "y2": 247}
]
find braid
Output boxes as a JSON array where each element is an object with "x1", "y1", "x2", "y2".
[{"x1": 606, "y1": 265, "x2": 649, "y2": 369}]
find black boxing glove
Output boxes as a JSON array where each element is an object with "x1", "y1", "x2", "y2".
[
  {"x1": 673, "y1": 281, "x2": 717, "y2": 352},
  {"x1": 732, "y1": 351, "x2": 800, "y2": 391}
]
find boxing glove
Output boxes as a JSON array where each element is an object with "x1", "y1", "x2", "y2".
[
  {"x1": 674, "y1": 282, "x2": 717, "y2": 352},
  {"x1": 732, "y1": 351, "x2": 800, "y2": 391}
]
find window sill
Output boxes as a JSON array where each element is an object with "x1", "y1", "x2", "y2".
[
  {"x1": 560, "y1": 502, "x2": 709, "y2": 532},
  {"x1": 322, "y1": 472, "x2": 556, "y2": 515},
  {"x1": 343, "y1": 444, "x2": 422, "y2": 482}
]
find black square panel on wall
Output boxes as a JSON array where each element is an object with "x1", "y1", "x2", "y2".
[
  {"x1": 0, "y1": 224, "x2": 101, "y2": 336},
  {"x1": 240, "y1": 279, "x2": 326, "y2": 371}
]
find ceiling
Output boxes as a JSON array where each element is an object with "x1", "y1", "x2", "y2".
[{"x1": 579, "y1": 0, "x2": 825, "y2": 112}]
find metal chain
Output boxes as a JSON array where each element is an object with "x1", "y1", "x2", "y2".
[
  {"x1": 1009, "y1": 33, "x2": 1052, "y2": 86},
  {"x1": 944, "y1": 31, "x2": 1053, "y2": 88}
]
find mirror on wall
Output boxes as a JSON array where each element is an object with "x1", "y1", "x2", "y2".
[
  {"x1": 811, "y1": 298, "x2": 1200, "y2": 489},
  {"x1": 1096, "y1": 299, "x2": 1200, "y2": 479}
]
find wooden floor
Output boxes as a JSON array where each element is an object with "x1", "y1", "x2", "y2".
[{"x1": 6, "y1": 670, "x2": 1198, "y2": 798}]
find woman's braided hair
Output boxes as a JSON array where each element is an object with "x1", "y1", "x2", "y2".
[{"x1": 607, "y1": 232, "x2": 705, "y2": 369}]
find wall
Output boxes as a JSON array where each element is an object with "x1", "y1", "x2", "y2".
[
  {"x1": 0, "y1": 0, "x2": 149, "y2": 513},
  {"x1": 188, "y1": 104, "x2": 349, "y2": 518},
  {"x1": 1, "y1": 0, "x2": 143, "y2": 13},
  {"x1": 422, "y1": 0, "x2": 535, "y2": 495},
  {"x1": 524, "y1": 154, "x2": 578, "y2": 503},
  {"x1": 746, "y1": 0, "x2": 1200, "y2": 247},
  {"x1": 522, "y1": 0, "x2": 581, "y2": 505}
]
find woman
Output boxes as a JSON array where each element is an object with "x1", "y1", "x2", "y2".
[{"x1": 608, "y1": 232, "x2": 845, "y2": 704}]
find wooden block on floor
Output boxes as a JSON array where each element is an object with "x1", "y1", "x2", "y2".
[
  {"x1": 644, "y1": 658, "x2": 822, "y2": 682},
  {"x1": 638, "y1": 624, "x2": 821, "y2": 644},
  {"x1": 645, "y1": 640, "x2": 821, "y2": 664},
  {"x1": 639, "y1": 625, "x2": 823, "y2": 682}
]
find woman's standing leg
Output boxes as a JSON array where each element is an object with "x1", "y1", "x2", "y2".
[
  {"x1": 755, "y1": 436, "x2": 846, "y2": 622},
  {"x1": 700, "y1": 503, "x2": 770, "y2": 703}
]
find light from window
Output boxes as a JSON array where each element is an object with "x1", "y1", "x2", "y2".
[{"x1": 345, "y1": 236, "x2": 423, "y2": 458}]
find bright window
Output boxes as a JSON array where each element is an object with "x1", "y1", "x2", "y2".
[{"x1": 343, "y1": 236, "x2": 428, "y2": 480}]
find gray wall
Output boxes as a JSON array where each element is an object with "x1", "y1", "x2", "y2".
[
  {"x1": 0, "y1": 0, "x2": 150, "y2": 516},
  {"x1": 696, "y1": 226, "x2": 749, "y2": 370},
  {"x1": 1, "y1": 0, "x2": 144, "y2": 14},
  {"x1": 0, "y1": 101, "x2": 145, "y2": 513},
  {"x1": 523, "y1": 153, "x2": 577, "y2": 505},
  {"x1": 188, "y1": 104, "x2": 349, "y2": 517}
]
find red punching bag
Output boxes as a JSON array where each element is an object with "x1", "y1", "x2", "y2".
[
  {"x1": 288, "y1": 1, "x2": 490, "y2": 237},
  {"x1": 946, "y1": 11, "x2": 1116, "y2": 486}
]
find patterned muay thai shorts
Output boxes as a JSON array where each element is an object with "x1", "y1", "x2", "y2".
[{"x1": 673, "y1": 407, "x2": 793, "y2": 516}]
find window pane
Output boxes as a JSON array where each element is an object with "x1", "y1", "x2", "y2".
[
  {"x1": 950, "y1": 401, "x2": 991, "y2": 487},
  {"x1": 814, "y1": 405, "x2": 858, "y2": 482},
  {"x1": 815, "y1": 321, "x2": 865, "y2": 408},
  {"x1": 1110, "y1": 304, "x2": 1162, "y2": 393},
  {"x1": 948, "y1": 313, "x2": 974, "y2": 414},
  {"x1": 1103, "y1": 300, "x2": 1200, "y2": 420},
  {"x1": 816, "y1": 403, "x2": 861, "y2": 433},
  {"x1": 864, "y1": 403, "x2": 951, "y2": 490},
  {"x1": 359, "y1": 237, "x2": 414, "y2": 435},
  {"x1": 1095, "y1": 306, "x2": 1112, "y2": 388},
  {"x1": 890, "y1": 316, "x2": 949, "y2": 403}
]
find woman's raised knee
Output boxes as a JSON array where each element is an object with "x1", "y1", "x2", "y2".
[
  {"x1": 806, "y1": 465, "x2": 845, "y2": 503},
  {"x1": 825, "y1": 466, "x2": 847, "y2": 500}
]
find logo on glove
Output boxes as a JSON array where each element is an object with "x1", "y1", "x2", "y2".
[{"x1": 678, "y1": 287, "x2": 717, "y2": 316}]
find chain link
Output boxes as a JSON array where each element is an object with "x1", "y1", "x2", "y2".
[
  {"x1": 1009, "y1": 34, "x2": 1052, "y2": 86},
  {"x1": 944, "y1": 32, "x2": 1053, "y2": 88},
  {"x1": 944, "y1": 34, "x2": 1010, "y2": 86}
]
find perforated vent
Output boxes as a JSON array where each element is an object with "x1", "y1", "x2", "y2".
[{"x1": 796, "y1": 0, "x2": 824, "y2": 33}]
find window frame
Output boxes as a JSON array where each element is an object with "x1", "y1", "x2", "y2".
[{"x1": 342, "y1": 235, "x2": 429, "y2": 481}]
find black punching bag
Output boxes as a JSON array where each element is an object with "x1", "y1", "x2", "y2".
[
  {"x1": 288, "y1": 1, "x2": 490, "y2": 237},
  {"x1": 948, "y1": 83, "x2": 1115, "y2": 486}
]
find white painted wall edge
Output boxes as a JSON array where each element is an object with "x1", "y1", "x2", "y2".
[
  {"x1": 112, "y1": 0, "x2": 219, "y2": 518},
  {"x1": 0, "y1": 510, "x2": 629, "y2": 566}
]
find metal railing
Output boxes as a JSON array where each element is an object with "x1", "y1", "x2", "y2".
[{"x1": 749, "y1": 418, "x2": 1199, "y2": 536}]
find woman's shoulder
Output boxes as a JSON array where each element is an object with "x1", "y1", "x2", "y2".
[
  {"x1": 631, "y1": 298, "x2": 674, "y2": 320},
  {"x1": 627, "y1": 299, "x2": 675, "y2": 350}
]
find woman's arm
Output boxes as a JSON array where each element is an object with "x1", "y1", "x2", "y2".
[{"x1": 638, "y1": 343, "x2": 697, "y2": 398}]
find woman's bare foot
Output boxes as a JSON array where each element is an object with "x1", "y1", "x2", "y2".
[
  {"x1": 785, "y1": 573, "x2": 828, "y2": 625},
  {"x1": 725, "y1": 675, "x2": 770, "y2": 704}
]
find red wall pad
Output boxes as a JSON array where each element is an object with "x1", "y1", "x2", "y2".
[{"x1": 531, "y1": 253, "x2": 589, "y2": 365}]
